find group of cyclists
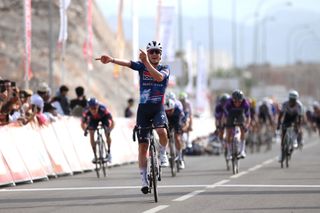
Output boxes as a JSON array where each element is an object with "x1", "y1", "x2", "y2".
[
  {"x1": 80, "y1": 40, "x2": 318, "y2": 195},
  {"x1": 214, "y1": 88, "x2": 312, "y2": 166}
]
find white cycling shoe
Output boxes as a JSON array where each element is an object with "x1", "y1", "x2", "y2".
[
  {"x1": 160, "y1": 153, "x2": 169, "y2": 167},
  {"x1": 237, "y1": 151, "x2": 246, "y2": 159},
  {"x1": 179, "y1": 160, "x2": 185, "y2": 170}
]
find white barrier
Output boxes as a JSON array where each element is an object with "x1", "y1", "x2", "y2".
[{"x1": 0, "y1": 116, "x2": 214, "y2": 186}]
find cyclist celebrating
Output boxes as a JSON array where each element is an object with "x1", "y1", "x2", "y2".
[
  {"x1": 165, "y1": 98, "x2": 188, "y2": 169},
  {"x1": 97, "y1": 41, "x2": 170, "y2": 194},
  {"x1": 81, "y1": 98, "x2": 114, "y2": 163},
  {"x1": 277, "y1": 90, "x2": 304, "y2": 160},
  {"x1": 224, "y1": 89, "x2": 251, "y2": 159}
]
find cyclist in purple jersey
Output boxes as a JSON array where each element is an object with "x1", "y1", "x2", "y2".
[
  {"x1": 224, "y1": 90, "x2": 251, "y2": 159},
  {"x1": 215, "y1": 93, "x2": 229, "y2": 143},
  {"x1": 97, "y1": 41, "x2": 170, "y2": 194}
]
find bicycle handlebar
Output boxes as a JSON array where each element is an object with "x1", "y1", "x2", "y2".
[{"x1": 132, "y1": 124, "x2": 170, "y2": 142}]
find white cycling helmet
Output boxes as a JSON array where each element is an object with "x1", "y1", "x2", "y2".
[
  {"x1": 146, "y1": 41, "x2": 162, "y2": 51},
  {"x1": 166, "y1": 91, "x2": 176, "y2": 100},
  {"x1": 165, "y1": 99, "x2": 175, "y2": 111},
  {"x1": 288, "y1": 90, "x2": 299, "y2": 100}
]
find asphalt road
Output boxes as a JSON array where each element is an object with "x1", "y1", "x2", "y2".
[{"x1": 0, "y1": 135, "x2": 319, "y2": 213}]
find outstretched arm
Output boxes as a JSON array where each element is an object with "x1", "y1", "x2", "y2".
[{"x1": 96, "y1": 55, "x2": 131, "y2": 67}]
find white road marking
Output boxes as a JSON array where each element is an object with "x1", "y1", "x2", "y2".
[
  {"x1": 262, "y1": 158, "x2": 276, "y2": 165},
  {"x1": 142, "y1": 205, "x2": 169, "y2": 213},
  {"x1": 230, "y1": 171, "x2": 248, "y2": 178},
  {"x1": 207, "y1": 179, "x2": 230, "y2": 188},
  {"x1": 219, "y1": 184, "x2": 320, "y2": 188},
  {"x1": 247, "y1": 164, "x2": 263, "y2": 172},
  {"x1": 1, "y1": 183, "x2": 319, "y2": 193},
  {"x1": 173, "y1": 189, "x2": 206, "y2": 202}
]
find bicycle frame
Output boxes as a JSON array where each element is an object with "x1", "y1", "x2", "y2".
[
  {"x1": 133, "y1": 124, "x2": 169, "y2": 203},
  {"x1": 231, "y1": 125, "x2": 241, "y2": 174},
  {"x1": 281, "y1": 126, "x2": 296, "y2": 168},
  {"x1": 94, "y1": 125, "x2": 108, "y2": 178}
]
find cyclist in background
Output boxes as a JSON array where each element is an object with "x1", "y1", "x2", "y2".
[
  {"x1": 311, "y1": 101, "x2": 320, "y2": 135},
  {"x1": 179, "y1": 92, "x2": 193, "y2": 132},
  {"x1": 81, "y1": 98, "x2": 114, "y2": 163},
  {"x1": 224, "y1": 89, "x2": 251, "y2": 159},
  {"x1": 97, "y1": 40, "x2": 170, "y2": 194},
  {"x1": 215, "y1": 93, "x2": 230, "y2": 145},
  {"x1": 165, "y1": 98, "x2": 188, "y2": 169},
  {"x1": 277, "y1": 90, "x2": 304, "y2": 161},
  {"x1": 257, "y1": 97, "x2": 275, "y2": 129}
]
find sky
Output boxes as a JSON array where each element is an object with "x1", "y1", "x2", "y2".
[
  {"x1": 96, "y1": 0, "x2": 320, "y2": 66},
  {"x1": 96, "y1": 0, "x2": 320, "y2": 22}
]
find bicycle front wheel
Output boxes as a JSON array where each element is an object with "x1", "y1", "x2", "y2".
[
  {"x1": 99, "y1": 140, "x2": 107, "y2": 177},
  {"x1": 232, "y1": 141, "x2": 239, "y2": 174},
  {"x1": 94, "y1": 141, "x2": 101, "y2": 178},
  {"x1": 150, "y1": 144, "x2": 158, "y2": 203}
]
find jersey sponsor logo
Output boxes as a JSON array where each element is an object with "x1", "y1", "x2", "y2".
[{"x1": 143, "y1": 71, "x2": 154, "y2": 81}]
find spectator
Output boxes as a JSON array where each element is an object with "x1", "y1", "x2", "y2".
[
  {"x1": 52, "y1": 85, "x2": 70, "y2": 115},
  {"x1": 43, "y1": 102, "x2": 59, "y2": 122},
  {"x1": 70, "y1": 86, "x2": 87, "y2": 117},
  {"x1": 30, "y1": 83, "x2": 50, "y2": 126},
  {"x1": 0, "y1": 80, "x2": 20, "y2": 125},
  {"x1": 124, "y1": 98, "x2": 134, "y2": 118}
]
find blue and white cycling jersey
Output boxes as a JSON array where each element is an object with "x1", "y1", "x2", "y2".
[{"x1": 130, "y1": 61, "x2": 170, "y2": 104}]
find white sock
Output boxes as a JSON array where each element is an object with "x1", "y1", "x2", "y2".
[
  {"x1": 160, "y1": 145, "x2": 166, "y2": 155},
  {"x1": 140, "y1": 168, "x2": 147, "y2": 185},
  {"x1": 178, "y1": 150, "x2": 183, "y2": 160},
  {"x1": 240, "y1": 140, "x2": 246, "y2": 153}
]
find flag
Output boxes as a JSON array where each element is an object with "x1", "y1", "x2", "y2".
[
  {"x1": 131, "y1": 0, "x2": 139, "y2": 87},
  {"x1": 185, "y1": 40, "x2": 193, "y2": 94},
  {"x1": 58, "y1": 0, "x2": 71, "y2": 44},
  {"x1": 195, "y1": 45, "x2": 208, "y2": 115},
  {"x1": 24, "y1": 0, "x2": 32, "y2": 82},
  {"x1": 113, "y1": 0, "x2": 125, "y2": 78},
  {"x1": 157, "y1": 0, "x2": 175, "y2": 62},
  {"x1": 83, "y1": 0, "x2": 93, "y2": 71}
]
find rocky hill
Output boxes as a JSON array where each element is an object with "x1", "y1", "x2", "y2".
[{"x1": 0, "y1": 0, "x2": 136, "y2": 116}]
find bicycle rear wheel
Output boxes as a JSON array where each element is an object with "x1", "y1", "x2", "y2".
[
  {"x1": 150, "y1": 144, "x2": 158, "y2": 203},
  {"x1": 169, "y1": 139, "x2": 177, "y2": 177}
]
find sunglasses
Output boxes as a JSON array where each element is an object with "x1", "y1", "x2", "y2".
[{"x1": 148, "y1": 49, "x2": 161, "y2": 55}]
